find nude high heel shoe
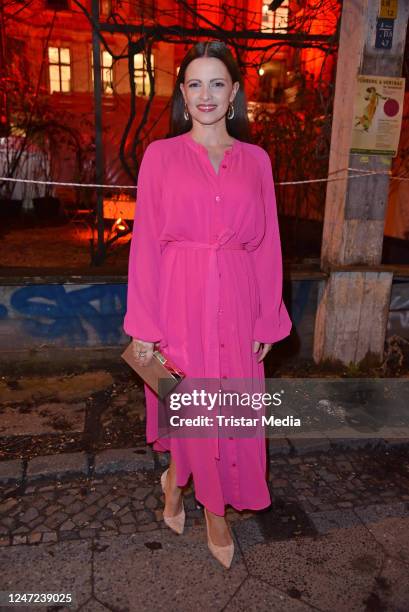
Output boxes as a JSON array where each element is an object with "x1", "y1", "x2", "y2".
[
  {"x1": 204, "y1": 507, "x2": 234, "y2": 569},
  {"x1": 160, "y1": 468, "x2": 185, "y2": 535}
]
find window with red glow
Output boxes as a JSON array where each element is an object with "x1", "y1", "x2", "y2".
[
  {"x1": 134, "y1": 53, "x2": 154, "y2": 97},
  {"x1": 48, "y1": 47, "x2": 71, "y2": 93},
  {"x1": 261, "y1": 0, "x2": 289, "y2": 32},
  {"x1": 91, "y1": 50, "x2": 114, "y2": 95}
]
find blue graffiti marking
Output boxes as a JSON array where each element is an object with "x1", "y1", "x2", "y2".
[
  {"x1": 10, "y1": 284, "x2": 127, "y2": 345},
  {"x1": 0, "y1": 304, "x2": 8, "y2": 319}
]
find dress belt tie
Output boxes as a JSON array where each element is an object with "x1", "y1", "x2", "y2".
[{"x1": 166, "y1": 229, "x2": 246, "y2": 460}]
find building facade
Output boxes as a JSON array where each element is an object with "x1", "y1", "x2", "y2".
[{"x1": 1, "y1": 0, "x2": 339, "y2": 207}]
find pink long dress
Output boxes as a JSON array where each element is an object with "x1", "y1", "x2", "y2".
[{"x1": 123, "y1": 131, "x2": 292, "y2": 516}]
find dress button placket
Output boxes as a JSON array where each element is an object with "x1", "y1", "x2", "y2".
[
  {"x1": 213, "y1": 148, "x2": 238, "y2": 489},
  {"x1": 230, "y1": 440, "x2": 240, "y2": 503},
  {"x1": 217, "y1": 206, "x2": 240, "y2": 506}
]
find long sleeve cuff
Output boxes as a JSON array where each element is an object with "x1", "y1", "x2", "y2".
[
  {"x1": 253, "y1": 299, "x2": 292, "y2": 344},
  {"x1": 123, "y1": 313, "x2": 162, "y2": 343}
]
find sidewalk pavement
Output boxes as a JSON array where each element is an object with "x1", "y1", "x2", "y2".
[
  {"x1": 1, "y1": 368, "x2": 409, "y2": 610},
  {"x1": 1, "y1": 443, "x2": 409, "y2": 611}
]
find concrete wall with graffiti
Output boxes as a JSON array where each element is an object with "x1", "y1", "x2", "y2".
[
  {"x1": 0, "y1": 283, "x2": 128, "y2": 349},
  {"x1": 0, "y1": 279, "x2": 407, "y2": 360}
]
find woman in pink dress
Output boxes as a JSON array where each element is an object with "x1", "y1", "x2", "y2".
[{"x1": 123, "y1": 40, "x2": 292, "y2": 569}]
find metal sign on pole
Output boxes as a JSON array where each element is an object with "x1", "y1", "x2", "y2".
[
  {"x1": 378, "y1": 0, "x2": 398, "y2": 19},
  {"x1": 376, "y1": 0, "x2": 398, "y2": 48},
  {"x1": 375, "y1": 18, "x2": 394, "y2": 49}
]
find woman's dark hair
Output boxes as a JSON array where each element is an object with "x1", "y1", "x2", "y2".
[{"x1": 168, "y1": 40, "x2": 252, "y2": 143}]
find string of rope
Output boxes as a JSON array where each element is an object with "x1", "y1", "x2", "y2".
[{"x1": 0, "y1": 168, "x2": 408, "y2": 189}]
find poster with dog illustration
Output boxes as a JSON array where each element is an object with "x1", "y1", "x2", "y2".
[{"x1": 351, "y1": 75, "x2": 405, "y2": 156}]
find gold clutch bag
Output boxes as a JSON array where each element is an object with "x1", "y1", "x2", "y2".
[{"x1": 121, "y1": 342, "x2": 185, "y2": 400}]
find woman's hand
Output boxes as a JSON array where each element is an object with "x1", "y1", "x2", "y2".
[
  {"x1": 132, "y1": 338, "x2": 155, "y2": 366},
  {"x1": 253, "y1": 341, "x2": 272, "y2": 363}
]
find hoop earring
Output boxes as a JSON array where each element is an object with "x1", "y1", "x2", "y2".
[
  {"x1": 183, "y1": 103, "x2": 190, "y2": 121},
  {"x1": 227, "y1": 102, "x2": 235, "y2": 120}
]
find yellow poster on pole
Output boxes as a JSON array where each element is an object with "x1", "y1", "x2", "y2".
[
  {"x1": 379, "y1": 0, "x2": 398, "y2": 19},
  {"x1": 350, "y1": 74, "x2": 405, "y2": 156}
]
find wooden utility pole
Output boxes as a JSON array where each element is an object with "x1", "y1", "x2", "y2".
[{"x1": 314, "y1": 0, "x2": 409, "y2": 366}]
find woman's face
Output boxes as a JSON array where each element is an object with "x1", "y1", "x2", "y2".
[{"x1": 180, "y1": 56, "x2": 240, "y2": 128}]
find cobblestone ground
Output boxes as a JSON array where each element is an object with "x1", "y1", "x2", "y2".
[
  {"x1": 2, "y1": 370, "x2": 409, "y2": 609},
  {"x1": 1, "y1": 446, "x2": 408, "y2": 548}
]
